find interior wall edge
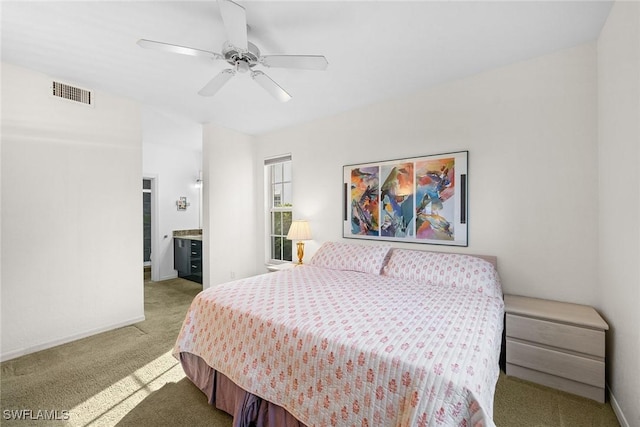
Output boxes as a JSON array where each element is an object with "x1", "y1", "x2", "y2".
[
  {"x1": 608, "y1": 386, "x2": 631, "y2": 427},
  {"x1": 0, "y1": 315, "x2": 146, "y2": 363}
]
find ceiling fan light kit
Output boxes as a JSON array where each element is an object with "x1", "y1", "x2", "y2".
[{"x1": 138, "y1": 0, "x2": 328, "y2": 102}]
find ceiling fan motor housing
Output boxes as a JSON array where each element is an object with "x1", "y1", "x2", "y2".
[{"x1": 223, "y1": 41, "x2": 260, "y2": 72}]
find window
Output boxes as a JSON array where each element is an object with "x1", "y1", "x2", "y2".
[{"x1": 266, "y1": 156, "x2": 292, "y2": 263}]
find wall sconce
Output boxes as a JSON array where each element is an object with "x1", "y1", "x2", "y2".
[
  {"x1": 195, "y1": 178, "x2": 203, "y2": 189},
  {"x1": 286, "y1": 220, "x2": 312, "y2": 264}
]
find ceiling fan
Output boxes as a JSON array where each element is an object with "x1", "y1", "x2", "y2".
[{"x1": 137, "y1": 0, "x2": 328, "y2": 102}]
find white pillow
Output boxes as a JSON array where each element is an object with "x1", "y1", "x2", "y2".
[{"x1": 309, "y1": 241, "x2": 392, "y2": 275}]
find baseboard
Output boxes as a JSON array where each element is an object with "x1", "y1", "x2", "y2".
[
  {"x1": 608, "y1": 385, "x2": 630, "y2": 427},
  {"x1": 0, "y1": 315, "x2": 146, "y2": 362},
  {"x1": 159, "y1": 273, "x2": 178, "y2": 281}
]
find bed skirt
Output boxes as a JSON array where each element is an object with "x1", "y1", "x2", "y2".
[{"x1": 180, "y1": 352, "x2": 307, "y2": 427}]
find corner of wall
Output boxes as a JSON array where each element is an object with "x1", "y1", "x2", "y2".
[
  {"x1": 596, "y1": 1, "x2": 640, "y2": 426},
  {"x1": 202, "y1": 124, "x2": 259, "y2": 287}
]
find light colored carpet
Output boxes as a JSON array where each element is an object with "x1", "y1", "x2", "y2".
[
  {"x1": 1, "y1": 278, "x2": 620, "y2": 426},
  {"x1": 494, "y1": 372, "x2": 619, "y2": 427}
]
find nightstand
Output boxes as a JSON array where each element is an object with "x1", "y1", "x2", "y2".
[
  {"x1": 266, "y1": 263, "x2": 296, "y2": 273},
  {"x1": 504, "y1": 294, "x2": 609, "y2": 403}
]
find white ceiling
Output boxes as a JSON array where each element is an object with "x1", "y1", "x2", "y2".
[{"x1": 1, "y1": 1, "x2": 613, "y2": 136}]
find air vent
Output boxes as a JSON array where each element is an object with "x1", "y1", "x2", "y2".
[{"x1": 52, "y1": 81, "x2": 92, "y2": 105}]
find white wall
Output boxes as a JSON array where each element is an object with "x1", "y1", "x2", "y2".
[
  {"x1": 597, "y1": 2, "x2": 640, "y2": 426},
  {"x1": 202, "y1": 124, "x2": 257, "y2": 288},
  {"x1": 1, "y1": 62, "x2": 143, "y2": 360},
  {"x1": 142, "y1": 108, "x2": 202, "y2": 281},
  {"x1": 254, "y1": 43, "x2": 600, "y2": 305},
  {"x1": 178, "y1": 16, "x2": 635, "y2": 424}
]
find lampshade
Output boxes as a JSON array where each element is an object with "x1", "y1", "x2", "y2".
[{"x1": 286, "y1": 220, "x2": 312, "y2": 241}]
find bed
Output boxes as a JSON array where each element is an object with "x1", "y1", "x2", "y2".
[{"x1": 173, "y1": 242, "x2": 504, "y2": 427}]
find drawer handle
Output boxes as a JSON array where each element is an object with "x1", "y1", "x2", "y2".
[
  {"x1": 191, "y1": 265, "x2": 198, "y2": 269},
  {"x1": 191, "y1": 251, "x2": 198, "y2": 255}
]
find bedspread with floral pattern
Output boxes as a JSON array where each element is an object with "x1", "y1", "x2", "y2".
[{"x1": 173, "y1": 264, "x2": 504, "y2": 427}]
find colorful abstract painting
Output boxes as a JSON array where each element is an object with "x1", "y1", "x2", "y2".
[
  {"x1": 350, "y1": 166, "x2": 380, "y2": 236},
  {"x1": 380, "y1": 162, "x2": 414, "y2": 238},
  {"x1": 343, "y1": 151, "x2": 468, "y2": 246},
  {"x1": 415, "y1": 157, "x2": 456, "y2": 241}
]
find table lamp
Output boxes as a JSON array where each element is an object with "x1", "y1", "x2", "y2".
[{"x1": 286, "y1": 220, "x2": 312, "y2": 264}]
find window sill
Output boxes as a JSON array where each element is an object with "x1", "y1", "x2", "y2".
[{"x1": 266, "y1": 263, "x2": 296, "y2": 272}]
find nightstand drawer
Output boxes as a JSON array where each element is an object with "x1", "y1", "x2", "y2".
[
  {"x1": 506, "y1": 340, "x2": 605, "y2": 388},
  {"x1": 506, "y1": 314, "x2": 605, "y2": 357},
  {"x1": 506, "y1": 364, "x2": 604, "y2": 403}
]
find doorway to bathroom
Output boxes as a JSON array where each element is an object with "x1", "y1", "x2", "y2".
[{"x1": 143, "y1": 178, "x2": 152, "y2": 280}]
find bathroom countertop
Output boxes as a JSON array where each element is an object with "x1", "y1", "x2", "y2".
[
  {"x1": 174, "y1": 234, "x2": 202, "y2": 241},
  {"x1": 173, "y1": 229, "x2": 202, "y2": 241}
]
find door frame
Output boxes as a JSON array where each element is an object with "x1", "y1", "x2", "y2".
[{"x1": 143, "y1": 174, "x2": 160, "y2": 282}]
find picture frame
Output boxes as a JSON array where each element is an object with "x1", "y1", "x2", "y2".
[
  {"x1": 343, "y1": 150, "x2": 468, "y2": 246},
  {"x1": 176, "y1": 196, "x2": 189, "y2": 211}
]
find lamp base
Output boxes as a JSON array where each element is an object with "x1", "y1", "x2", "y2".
[{"x1": 295, "y1": 241, "x2": 305, "y2": 264}]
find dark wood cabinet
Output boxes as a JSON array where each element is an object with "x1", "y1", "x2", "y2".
[{"x1": 174, "y1": 238, "x2": 202, "y2": 284}]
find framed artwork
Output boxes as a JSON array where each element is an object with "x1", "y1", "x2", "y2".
[
  {"x1": 343, "y1": 150, "x2": 468, "y2": 246},
  {"x1": 176, "y1": 196, "x2": 189, "y2": 211}
]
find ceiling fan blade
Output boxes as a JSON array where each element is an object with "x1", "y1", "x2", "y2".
[
  {"x1": 261, "y1": 55, "x2": 328, "y2": 71},
  {"x1": 218, "y1": 0, "x2": 248, "y2": 51},
  {"x1": 251, "y1": 71, "x2": 291, "y2": 102},
  {"x1": 137, "y1": 39, "x2": 221, "y2": 60},
  {"x1": 198, "y1": 69, "x2": 236, "y2": 96}
]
